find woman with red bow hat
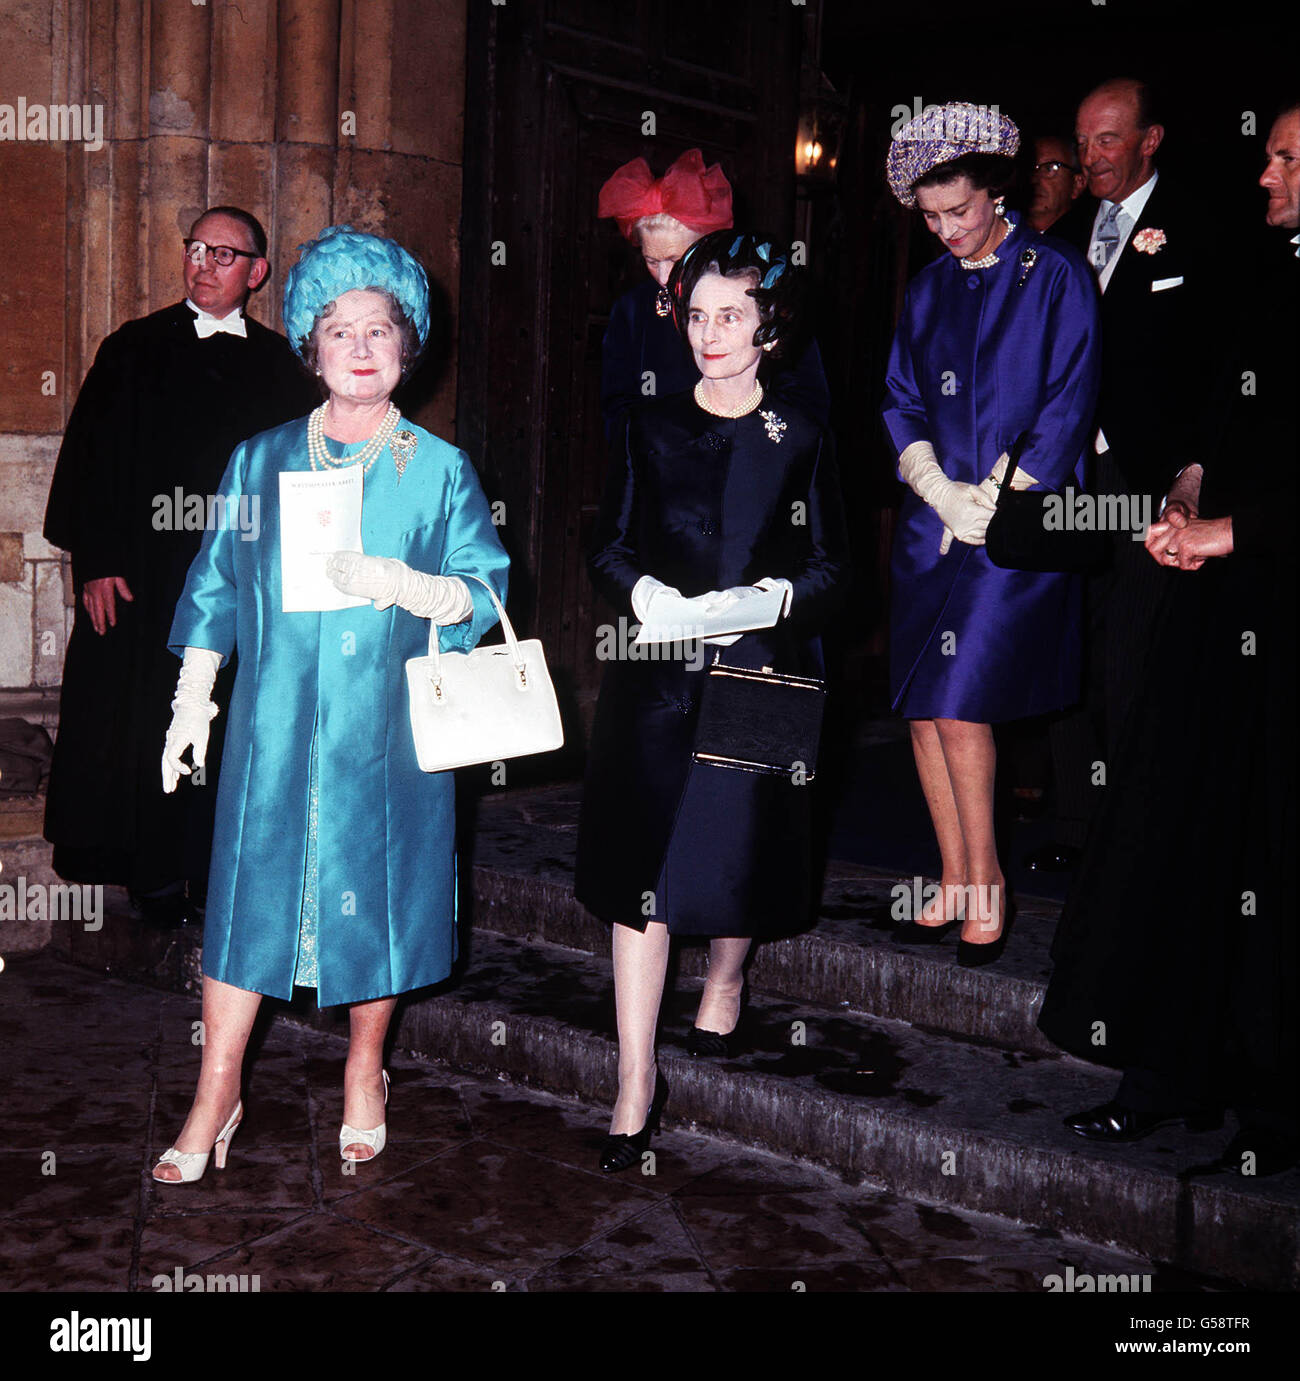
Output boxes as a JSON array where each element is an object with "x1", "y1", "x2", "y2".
[{"x1": 598, "y1": 149, "x2": 829, "y2": 436}]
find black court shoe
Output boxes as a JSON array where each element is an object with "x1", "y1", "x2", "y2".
[
  {"x1": 956, "y1": 897, "x2": 1016, "y2": 968},
  {"x1": 599, "y1": 1071, "x2": 669, "y2": 1173},
  {"x1": 687, "y1": 984, "x2": 748, "y2": 1057},
  {"x1": 687, "y1": 1025, "x2": 740, "y2": 1058}
]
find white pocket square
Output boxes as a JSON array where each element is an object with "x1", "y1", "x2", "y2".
[{"x1": 1151, "y1": 276, "x2": 1184, "y2": 292}]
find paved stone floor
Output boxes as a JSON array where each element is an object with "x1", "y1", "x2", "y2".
[{"x1": 0, "y1": 951, "x2": 1230, "y2": 1293}]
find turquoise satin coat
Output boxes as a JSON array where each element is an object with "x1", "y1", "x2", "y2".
[{"x1": 168, "y1": 416, "x2": 509, "y2": 1006}]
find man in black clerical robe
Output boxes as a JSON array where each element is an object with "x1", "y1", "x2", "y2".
[{"x1": 43, "y1": 206, "x2": 317, "y2": 921}]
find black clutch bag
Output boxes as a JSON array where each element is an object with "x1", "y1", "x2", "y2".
[
  {"x1": 985, "y1": 432, "x2": 1111, "y2": 574},
  {"x1": 692, "y1": 661, "x2": 826, "y2": 781}
]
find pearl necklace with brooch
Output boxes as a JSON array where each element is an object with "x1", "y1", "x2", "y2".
[
  {"x1": 961, "y1": 215, "x2": 1016, "y2": 270},
  {"x1": 694, "y1": 379, "x2": 763, "y2": 418},
  {"x1": 307, "y1": 401, "x2": 401, "y2": 474}
]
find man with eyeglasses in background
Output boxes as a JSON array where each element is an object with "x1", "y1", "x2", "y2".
[
  {"x1": 1025, "y1": 133, "x2": 1090, "y2": 236},
  {"x1": 43, "y1": 206, "x2": 314, "y2": 927}
]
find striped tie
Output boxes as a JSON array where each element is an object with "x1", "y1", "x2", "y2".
[{"x1": 1092, "y1": 202, "x2": 1122, "y2": 274}]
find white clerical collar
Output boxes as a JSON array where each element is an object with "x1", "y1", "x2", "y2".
[
  {"x1": 1291, "y1": 232, "x2": 1299, "y2": 259},
  {"x1": 186, "y1": 299, "x2": 247, "y2": 339},
  {"x1": 1099, "y1": 170, "x2": 1159, "y2": 226}
]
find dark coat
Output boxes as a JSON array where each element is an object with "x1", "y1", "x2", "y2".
[
  {"x1": 600, "y1": 276, "x2": 832, "y2": 438},
  {"x1": 43, "y1": 302, "x2": 316, "y2": 891},
  {"x1": 1066, "y1": 177, "x2": 1218, "y2": 498},
  {"x1": 1038, "y1": 246, "x2": 1298, "y2": 1119},
  {"x1": 574, "y1": 389, "x2": 849, "y2": 936}
]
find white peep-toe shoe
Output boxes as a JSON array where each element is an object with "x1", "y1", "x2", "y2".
[
  {"x1": 340, "y1": 1070, "x2": 390, "y2": 1162},
  {"x1": 153, "y1": 1101, "x2": 243, "y2": 1184}
]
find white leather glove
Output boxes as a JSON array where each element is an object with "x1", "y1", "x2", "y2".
[
  {"x1": 899, "y1": 440, "x2": 997, "y2": 554},
  {"x1": 325, "y1": 553, "x2": 473, "y2": 624},
  {"x1": 976, "y1": 451, "x2": 1041, "y2": 508},
  {"x1": 162, "y1": 646, "x2": 222, "y2": 793}
]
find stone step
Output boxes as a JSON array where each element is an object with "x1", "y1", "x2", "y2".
[
  {"x1": 468, "y1": 785, "x2": 1060, "y2": 1053},
  {"x1": 49, "y1": 898, "x2": 1300, "y2": 1289}
]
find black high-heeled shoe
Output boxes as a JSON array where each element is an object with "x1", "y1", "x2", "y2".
[
  {"x1": 599, "y1": 1071, "x2": 669, "y2": 1173},
  {"x1": 956, "y1": 895, "x2": 1016, "y2": 968},
  {"x1": 688, "y1": 983, "x2": 747, "y2": 1057},
  {"x1": 687, "y1": 1025, "x2": 740, "y2": 1057}
]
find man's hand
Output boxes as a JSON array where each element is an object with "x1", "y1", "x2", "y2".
[
  {"x1": 82, "y1": 577, "x2": 133, "y2": 635},
  {"x1": 1145, "y1": 512, "x2": 1233, "y2": 570}
]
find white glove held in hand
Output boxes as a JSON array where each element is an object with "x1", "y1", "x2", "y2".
[
  {"x1": 754, "y1": 576, "x2": 794, "y2": 617},
  {"x1": 976, "y1": 451, "x2": 1041, "y2": 508},
  {"x1": 899, "y1": 440, "x2": 997, "y2": 554},
  {"x1": 162, "y1": 646, "x2": 222, "y2": 793},
  {"x1": 631, "y1": 574, "x2": 681, "y2": 623},
  {"x1": 325, "y1": 553, "x2": 473, "y2": 623}
]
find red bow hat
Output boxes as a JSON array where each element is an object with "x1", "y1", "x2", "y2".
[{"x1": 598, "y1": 149, "x2": 733, "y2": 241}]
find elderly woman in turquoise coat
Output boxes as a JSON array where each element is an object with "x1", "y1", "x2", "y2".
[{"x1": 151, "y1": 226, "x2": 508, "y2": 1182}]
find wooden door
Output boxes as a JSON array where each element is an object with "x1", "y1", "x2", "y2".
[{"x1": 458, "y1": 0, "x2": 807, "y2": 761}]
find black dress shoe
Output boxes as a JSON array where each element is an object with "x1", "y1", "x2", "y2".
[
  {"x1": 1023, "y1": 842, "x2": 1081, "y2": 872},
  {"x1": 687, "y1": 1025, "x2": 740, "y2": 1057},
  {"x1": 1216, "y1": 1127, "x2": 1300, "y2": 1177},
  {"x1": 955, "y1": 896, "x2": 1015, "y2": 968},
  {"x1": 599, "y1": 1072, "x2": 669, "y2": 1173},
  {"x1": 956, "y1": 932, "x2": 1007, "y2": 967},
  {"x1": 1065, "y1": 1100, "x2": 1224, "y2": 1142},
  {"x1": 892, "y1": 919, "x2": 961, "y2": 944}
]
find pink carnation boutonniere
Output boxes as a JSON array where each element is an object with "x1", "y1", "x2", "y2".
[{"x1": 1132, "y1": 228, "x2": 1167, "y2": 255}]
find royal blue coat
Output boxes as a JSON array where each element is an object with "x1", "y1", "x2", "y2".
[
  {"x1": 168, "y1": 417, "x2": 509, "y2": 1006},
  {"x1": 882, "y1": 222, "x2": 1101, "y2": 722}
]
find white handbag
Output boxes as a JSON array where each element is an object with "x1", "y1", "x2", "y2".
[{"x1": 405, "y1": 574, "x2": 564, "y2": 772}]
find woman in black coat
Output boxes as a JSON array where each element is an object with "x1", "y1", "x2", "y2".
[{"x1": 574, "y1": 231, "x2": 849, "y2": 1171}]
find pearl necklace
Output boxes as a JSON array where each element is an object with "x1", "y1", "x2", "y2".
[
  {"x1": 307, "y1": 401, "x2": 401, "y2": 474},
  {"x1": 961, "y1": 216, "x2": 1015, "y2": 270},
  {"x1": 695, "y1": 379, "x2": 763, "y2": 418}
]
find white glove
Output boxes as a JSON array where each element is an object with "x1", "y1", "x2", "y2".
[
  {"x1": 325, "y1": 553, "x2": 473, "y2": 624},
  {"x1": 899, "y1": 440, "x2": 997, "y2": 554},
  {"x1": 162, "y1": 646, "x2": 222, "y2": 793},
  {"x1": 630, "y1": 574, "x2": 681, "y2": 623},
  {"x1": 702, "y1": 585, "x2": 765, "y2": 646},
  {"x1": 976, "y1": 451, "x2": 1041, "y2": 508},
  {"x1": 754, "y1": 576, "x2": 794, "y2": 618}
]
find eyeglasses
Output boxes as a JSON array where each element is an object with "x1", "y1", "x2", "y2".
[
  {"x1": 183, "y1": 240, "x2": 260, "y2": 267},
  {"x1": 1033, "y1": 161, "x2": 1081, "y2": 177}
]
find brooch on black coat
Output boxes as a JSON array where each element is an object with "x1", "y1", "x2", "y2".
[
  {"x1": 1016, "y1": 247, "x2": 1039, "y2": 287},
  {"x1": 759, "y1": 409, "x2": 786, "y2": 444}
]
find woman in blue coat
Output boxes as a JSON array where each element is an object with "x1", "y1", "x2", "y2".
[
  {"x1": 881, "y1": 103, "x2": 1100, "y2": 966},
  {"x1": 576, "y1": 232, "x2": 848, "y2": 1171},
  {"x1": 152, "y1": 227, "x2": 508, "y2": 1181}
]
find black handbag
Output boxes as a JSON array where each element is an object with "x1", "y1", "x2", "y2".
[
  {"x1": 985, "y1": 432, "x2": 1111, "y2": 574},
  {"x1": 691, "y1": 659, "x2": 826, "y2": 782}
]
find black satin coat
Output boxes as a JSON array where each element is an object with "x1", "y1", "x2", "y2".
[{"x1": 574, "y1": 389, "x2": 849, "y2": 936}]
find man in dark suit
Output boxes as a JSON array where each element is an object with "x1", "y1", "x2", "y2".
[
  {"x1": 43, "y1": 206, "x2": 316, "y2": 924},
  {"x1": 1041, "y1": 102, "x2": 1299, "y2": 1172},
  {"x1": 1027, "y1": 79, "x2": 1215, "y2": 873}
]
